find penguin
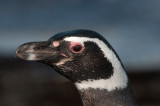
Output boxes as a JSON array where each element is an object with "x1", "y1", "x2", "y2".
[{"x1": 16, "y1": 30, "x2": 137, "y2": 106}]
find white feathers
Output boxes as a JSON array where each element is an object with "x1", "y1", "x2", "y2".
[
  {"x1": 75, "y1": 78, "x2": 127, "y2": 92},
  {"x1": 64, "y1": 37, "x2": 128, "y2": 92}
]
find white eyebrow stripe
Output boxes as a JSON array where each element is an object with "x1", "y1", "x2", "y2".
[{"x1": 65, "y1": 37, "x2": 128, "y2": 91}]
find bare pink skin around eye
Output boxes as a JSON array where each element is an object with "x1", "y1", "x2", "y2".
[
  {"x1": 70, "y1": 42, "x2": 81, "y2": 47},
  {"x1": 70, "y1": 42, "x2": 84, "y2": 53},
  {"x1": 53, "y1": 41, "x2": 59, "y2": 47}
]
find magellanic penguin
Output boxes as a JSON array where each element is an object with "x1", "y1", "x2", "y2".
[{"x1": 16, "y1": 30, "x2": 138, "y2": 106}]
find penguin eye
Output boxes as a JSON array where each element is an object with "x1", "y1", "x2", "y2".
[
  {"x1": 72, "y1": 45, "x2": 82, "y2": 52},
  {"x1": 70, "y1": 42, "x2": 84, "y2": 53}
]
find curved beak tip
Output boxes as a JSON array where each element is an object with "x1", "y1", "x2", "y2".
[
  {"x1": 15, "y1": 47, "x2": 21, "y2": 57},
  {"x1": 15, "y1": 41, "x2": 53, "y2": 61},
  {"x1": 14, "y1": 43, "x2": 35, "y2": 60}
]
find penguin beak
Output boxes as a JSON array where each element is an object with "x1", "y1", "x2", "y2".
[{"x1": 16, "y1": 41, "x2": 56, "y2": 61}]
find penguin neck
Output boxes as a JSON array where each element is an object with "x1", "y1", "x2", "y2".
[
  {"x1": 76, "y1": 85, "x2": 136, "y2": 106},
  {"x1": 74, "y1": 72, "x2": 137, "y2": 106}
]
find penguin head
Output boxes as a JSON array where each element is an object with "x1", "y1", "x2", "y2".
[{"x1": 16, "y1": 30, "x2": 128, "y2": 91}]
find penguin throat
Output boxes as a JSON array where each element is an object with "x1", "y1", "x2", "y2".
[
  {"x1": 73, "y1": 68, "x2": 128, "y2": 92},
  {"x1": 78, "y1": 87, "x2": 137, "y2": 106},
  {"x1": 75, "y1": 72, "x2": 128, "y2": 92}
]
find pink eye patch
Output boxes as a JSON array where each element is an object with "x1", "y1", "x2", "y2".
[{"x1": 70, "y1": 42, "x2": 84, "y2": 53}]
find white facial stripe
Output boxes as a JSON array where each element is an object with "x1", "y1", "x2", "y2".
[{"x1": 64, "y1": 37, "x2": 128, "y2": 91}]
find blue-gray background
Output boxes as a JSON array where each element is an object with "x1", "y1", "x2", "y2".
[{"x1": 1, "y1": 0, "x2": 160, "y2": 69}]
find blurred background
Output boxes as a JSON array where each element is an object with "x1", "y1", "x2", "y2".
[{"x1": 0, "y1": 0, "x2": 160, "y2": 106}]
